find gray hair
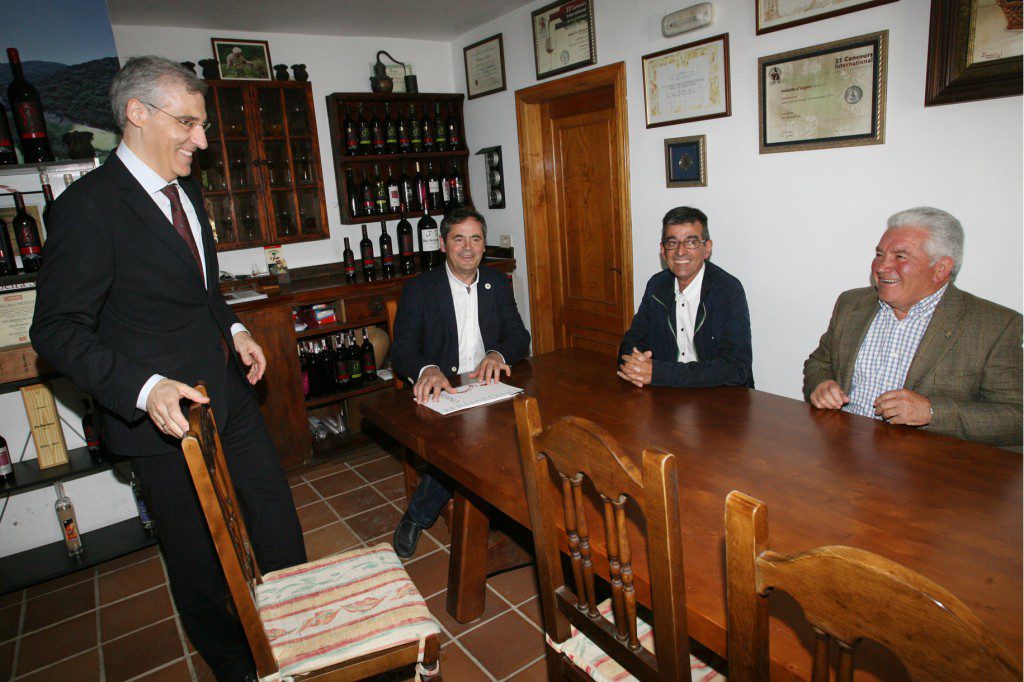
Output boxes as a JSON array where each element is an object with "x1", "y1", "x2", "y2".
[
  {"x1": 110, "y1": 56, "x2": 207, "y2": 131},
  {"x1": 886, "y1": 206, "x2": 964, "y2": 279}
]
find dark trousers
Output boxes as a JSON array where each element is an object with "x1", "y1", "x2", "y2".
[
  {"x1": 131, "y1": 373, "x2": 305, "y2": 680},
  {"x1": 405, "y1": 471, "x2": 452, "y2": 528}
]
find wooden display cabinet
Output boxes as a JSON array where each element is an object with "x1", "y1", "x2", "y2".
[
  {"x1": 326, "y1": 92, "x2": 473, "y2": 224},
  {"x1": 195, "y1": 81, "x2": 329, "y2": 250}
]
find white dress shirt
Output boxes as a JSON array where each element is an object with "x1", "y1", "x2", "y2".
[
  {"x1": 446, "y1": 264, "x2": 487, "y2": 374},
  {"x1": 117, "y1": 143, "x2": 246, "y2": 410},
  {"x1": 675, "y1": 263, "x2": 705, "y2": 363}
]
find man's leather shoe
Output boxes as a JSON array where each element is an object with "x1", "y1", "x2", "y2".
[{"x1": 393, "y1": 516, "x2": 423, "y2": 559}]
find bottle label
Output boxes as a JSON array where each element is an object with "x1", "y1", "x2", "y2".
[
  {"x1": 362, "y1": 352, "x2": 377, "y2": 372},
  {"x1": 382, "y1": 253, "x2": 394, "y2": 265},
  {"x1": 423, "y1": 128, "x2": 435, "y2": 145},
  {"x1": 62, "y1": 516, "x2": 80, "y2": 541},
  {"x1": 344, "y1": 261, "x2": 355, "y2": 275},
  {"x1": 422, "y1": 228, "x2": 440, "y2": 250},
  {"x1": 386, "y1": 124, "x2": 398, "y2": 145},
  {"x1": 411, "y1": 121, "x2": 422, "y2": 144},
  {"x1": 361, "y1": 247, "x2": 374, "y2": 263},
  {"x1": 346, "y1": 130, "x2": 359, "y2": 151},
  {"x1": 428, "y1": 179, "x2": 440, "y2": 193},
  {"x1": 0, "y1": 445, "x2": 11, "y2": 475},
  {"x1": 441, "y1": 182, "x2": 451, "y2": 203},
  {"x1": 84, "y1": 425, "x2": 99, "y2": 450},
  {"x1": 336, "y1": 360, "x2": 350, "y2": 382},
  {"x1": 14, "y1": 102, "x2": 46, "y2": 138},
  {"x1": 349, "y1": 358, "x2": 362, "y2": 379},
  {"x1": 399, "y1": 131, "x2": 410, "y2": 146},
  {"x1": 388, "y1": 187, "x2": 401, "y2": 209},
  {"x1": 136, "y1": 497, "x2": 152, "y2": 524},
  {"x1": 0, "y1": 137, "x2": 11, "y2": 150},
  {"x1": 400, "y1": 233, "x2": 414, "y2": 256},
  {"x1": 373, "y1": 128, "x2": 385, "y2": 147},
  {"x1": 359, "y1": 124, "x2": 371, "y2": 146}
]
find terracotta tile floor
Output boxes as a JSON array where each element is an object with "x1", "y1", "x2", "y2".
[{"x1": 0, "y1": 441, "x2": 547, "y2": 681}]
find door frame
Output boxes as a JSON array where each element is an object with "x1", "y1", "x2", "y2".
[{"x1": 515, "y1": 62, "x2": 633, "y2": 356}]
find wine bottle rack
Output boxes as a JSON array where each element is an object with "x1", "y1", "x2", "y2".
[{"x1": 326, "y1": 92, "x2": 474, "y2": 225}]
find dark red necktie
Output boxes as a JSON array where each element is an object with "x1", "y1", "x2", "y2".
[{"x1": 160, "y1": 184, "x2": 203, "y2": 273}]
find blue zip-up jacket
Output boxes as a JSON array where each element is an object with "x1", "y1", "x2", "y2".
[{"x1": 618, "y1": 261, "x2": 753, "y2": 388}]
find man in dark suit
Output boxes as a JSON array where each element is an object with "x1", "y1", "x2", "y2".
[
  {"x1": 390, "y1": 206, "x2": 530, "y2": 557},
  {"x1": 804, "y1": 207, "x2": 1022, "y2": 445},
  {"x1": 31, "y1": 56, "x2": 304, "y2": 680},
  {"x1": 618, "y1": 206, "x2": 753, "y2": 388}
]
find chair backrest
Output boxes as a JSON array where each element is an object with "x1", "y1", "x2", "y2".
[
  {"x1": 181, "y1": 383, "x2": 278, "y2": 676},
  {"x1": 724, "y1": 490, "x2": 1021, "y2": 682},
  {"x1": 385, "y1": 299, "x2": 403, "y2": 389},
  {"x1": 513, "y1": 394, "x2": 691, "y2": 681}
]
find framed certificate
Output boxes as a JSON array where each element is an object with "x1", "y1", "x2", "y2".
[
  {"x1": 642, "y1": 34, "x2": 731, "y2": 128},
  {"x1": 758, "y1": 31, "x2": 888, "y2": 154},
  {"x1": 924, "y1": 0, "x2": 1023, "y2": 106},
  {"x1": 464, "y1": 34, "x2": 507, "y2": 99},
  {"x1": 756, "y1": 0, "x2": 898, "y2": 35},
  {"x1": 532, "y1": 0, "x2": 597, "y2": 80}
]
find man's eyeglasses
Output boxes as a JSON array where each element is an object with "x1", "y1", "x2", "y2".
[
  {"x1": 662, "y1": 236, "x2": 706, "y2": 250},
  {"x1": 143, "y1": 102, "x2": 212, "y2": 132}
]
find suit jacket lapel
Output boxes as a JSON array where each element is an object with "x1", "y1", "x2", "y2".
[
  {"x1": 904, "y1": 285, "x2": 964, "y2": 390},
  {"x1": 109, "y1": 156, "x2": 206, "y2": 286},
  {"x1": 837, "y1": 291, "x2": 879, "y2": 390},
  {"x1": 476, "y1": 270, "x2": 494, "y2": 342},
  {"x1": 433, "y1": 266, "x2": 458, "y2": 339},
  {"x1": 179, "y1": 178, "x2": 219, "y2": 290},
  {"x1": 654, "y1": 271, "x2": 678, "y2": 349}
]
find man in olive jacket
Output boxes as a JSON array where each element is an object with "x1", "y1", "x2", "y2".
[{"x1": 803, "y1": 207, "x2": 1022, "y2": 446}]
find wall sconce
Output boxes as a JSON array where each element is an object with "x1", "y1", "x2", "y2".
[
  {"x1": 662, "y1": 2, "x2": 714, "y2": 37},
  {"x1": 475, "y1": 146, "x2": 506, "y2": 209}
]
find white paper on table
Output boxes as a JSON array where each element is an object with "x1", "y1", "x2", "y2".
[{"x1": 421, "y1": 381, "x2": 523, "y2": 415}]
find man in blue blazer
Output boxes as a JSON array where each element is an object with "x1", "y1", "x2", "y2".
[
  {"x1": 618, "y1": 206, "x2": 753, "y2": 388},
  {"x1": 390, "y1": 207, "x2": 530, "y2": 557}
]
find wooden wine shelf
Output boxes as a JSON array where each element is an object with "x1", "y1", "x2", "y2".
[
  {"x1": 304, "y1": 377, "x2": 394, "y2": 409},
  {"x1": 296, "y1": 317, "x2": 387, "y2": 340},
  {"x1": 339, "y1": 149, "x2": 468, "y2": 164},
  {"x1": 0, "y1": 446, "x2": 107, "y2": 499}
]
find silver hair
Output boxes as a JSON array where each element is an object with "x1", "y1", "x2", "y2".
[
  {"x1": 110, "y1": 56, "x2": 207, "y2": 131},
  {"x1": 886, "y1": 206, "x2": 964, "y2": 279}
]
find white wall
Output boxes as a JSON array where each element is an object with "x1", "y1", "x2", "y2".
[
  {"x1": 449, "y1": 0, "x2": 1023, "y2": 399},
  {"x1": 110, "y1": 24, "x2": 456, "y2": 275}
]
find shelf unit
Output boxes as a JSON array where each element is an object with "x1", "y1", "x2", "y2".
[
  {"x1": 325, "y1": 92, "x2": 473, "y2": 225},
  {"x1": 0, "y1": 446, "x2": 107, "y2": 498}
]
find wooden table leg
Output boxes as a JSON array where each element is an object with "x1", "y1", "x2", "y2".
[{"x1": 446, "y1": 490, "x2": 490, "y2": 622}]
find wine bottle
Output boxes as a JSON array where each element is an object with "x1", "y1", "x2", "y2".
[
  {"x1": 54, "y1": 481, "x2": 83, "y2": 557},
  {"x1": 446, "y1": 102, "x2": 461, "y2": 151},
  {"x1": 360, "y1": 169, "x2": 376, "y2": 215},
  {"x1": 360, "y1": 328, "x2": 377, "y2": 378},
  {"x1": 342, "y1": 236, "x2": 357, "y2": 283},
  {"x1": 299, "y1": 343, "x2": 311, "y2": 398},
  {"x1": 334, "y1": 335, "x2": 351, "y2": 389},
  {"x1": 0, "y1": 432, "x2": 13, "y2": 484},
  {"x1": 0, "y1": 216, "x2": 17, "y2": 275},
  {"x1": 81, "y1": 399, "x2": 101, "y2": 461},
  {"x1": 40, "y1": 171, "x2": 55, "y2": 223},
  {"x1": 386, "y1": 165, "x2": 401, "y2": 213},
  {"x1": 449, "y1": 160, "x2": 466, "y2": 207},
  {"x1": 357, "y1": 103, "x2": 372, "y2": 154},
  {"x1": 322, "y1": 337, "x2": 337, "y2": 394},
  {"x1": 347, "y1": 331, "x2": 364, "y2": 388},
  {"x1": 345, "y1": 169, "x2": 361, "y2": 218},
  {"x1": 371, "y1": 105, "x2": 386, "y2": 155},
  {"x1": 6, "y1": 48, "x2": 54, "y2": 163},
  {"x1": 409, "y1": 104, "x2": 423, "y2": 153},
  {"x1": 384, "y1": 102, "x2": 398, "y2": 155},
  {"x1": 426, "y1": 162, "x2": 443, "y2": 211},
  {"x1": 359, "y1": 224, "x2": 376, "y2": 281},
  {"x1": 434, "y1": 103, "x2": 447, "y2": 150},
  {"x1": 379, "y1": 220, "x2": 394, "y2": 278},
  {"x1": 12, "y1": 192, "x2": 42, "y2": 272},
  {"x1": 417, "y1": 207, "x2": 440, "y2": 270},
  {"x1": 372, "y1": 164, "x2": 388, "y2": 215},
  {"x1": 413, "y1": 161, "x2": 429, "y2": 212},
  {"x1": 344, "y1": 104, "x2": 360, "y2": 155},
  {"x1": 397, "y1": 211, "x2": 416, "y2": 275},
  {"x1": 398, "y1": 162, "x2": 417, "y2": 211},
  {"x1": 130, "y1": 472, "x2": 156, "y2": 533},
  {"x1": 421, "y1": 105, "x2": 435, "y2": 152},
  {"x1": 0, "y1": 103, "x2": 16, "y2": 165},
  {"x1": 439, "y1": 162, "x2": 452, "y2": 209},
  {"x1": 397, "y1": 106, "x2": 411, "y2": 154}
]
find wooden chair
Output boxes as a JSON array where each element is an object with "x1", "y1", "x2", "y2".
[
  {"x1": 724, "y1": 490, "x2": 1021, "y2": 681},
  {"x1": 514, "y1": 394, "x2": 723, "y2": 681},
  {"x1": 181, "y1": 383, "x2": 442, "y2": 680}
]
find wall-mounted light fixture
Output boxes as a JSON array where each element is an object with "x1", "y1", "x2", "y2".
[
  {"x1": 662, "y1": 2, "x2": 714, "y2": 37},
  {"x1": 475, "y1": 146, "x2": 506, "y2": 209}
]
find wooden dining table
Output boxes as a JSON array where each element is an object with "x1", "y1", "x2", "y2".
[{"x1": 360, "y1": 348, "x2": 1022, "y2": 679}]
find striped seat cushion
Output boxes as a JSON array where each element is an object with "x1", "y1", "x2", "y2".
[
  {"x1": 548, "y1": 598, "x2": 724, "y2": 682},
  {"x1": 256, "y1": 543, "x2": 440, "y2": 678}
]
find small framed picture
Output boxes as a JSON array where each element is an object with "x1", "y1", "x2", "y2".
[
  {"x1": 532, "y1": 0, "x2": 597, "y2": 80},
  {"x1": 664, "y1": 135, "x2": 706, "y2": 187},
  {"x1": 465, "y1": 34, "x2": 507, "y2": 99},
  {"x1": 211, "y1": 38, "x2": 273, "y2": 81}
]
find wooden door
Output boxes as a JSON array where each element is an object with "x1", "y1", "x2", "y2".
[{"x1": 516, "y1": 63, "x2": 632, "y2": 356}]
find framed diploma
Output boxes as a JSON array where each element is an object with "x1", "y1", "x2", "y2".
[
  {"x1": 664, "y1": 135, "x2": 707, "y2": 188},
  {"x1": 531, "y1": 0, "x2": 597, "y2": 80},
  {"x1": 758, "y1": 31, "x2": 888, "y2": 154},
  {"x1": 464, "y1": 34, "x2": 507, "y2": 99},
  {"x1": 642, "y1": 34, "x2": 731, "y2": 128},
  {"x1": 924, "y1": 0, "x2": 1022, "y2": 106},
  {"x1": 756, "y1": 0, "x2": 898, "y2": 35}
]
